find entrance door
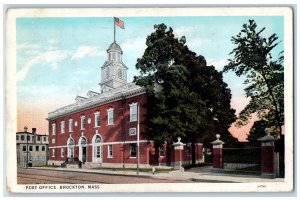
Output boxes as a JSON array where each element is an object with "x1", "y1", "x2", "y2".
[
  {"x1": 78, "y1": 137, "x2": 87, "y2": 163},
  {"x1": 82, "y1": 147, "x2": 87, "y2": 163},
  {"x1": 93, "y1": 135, "x2": 103, "y2": 163}
]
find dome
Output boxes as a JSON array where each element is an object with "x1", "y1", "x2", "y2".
[{"x1": 107, "y1": 42, "x2": 122, "y2": 53}]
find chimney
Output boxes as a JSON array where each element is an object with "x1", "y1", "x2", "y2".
[
  {"x1": 32, "y1": 128, "x2": 36, "y2": 134},
  {"x1": 24, "y1": 126, "x2": 28, "y2": 132}
]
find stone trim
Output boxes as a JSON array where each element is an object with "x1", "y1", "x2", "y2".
[
  {"x1": 49, "y1": 140, "x2": 148, "y2": 148},
  {"x1": 48, "y1": 83, "x2": 146, "y2": 120}
]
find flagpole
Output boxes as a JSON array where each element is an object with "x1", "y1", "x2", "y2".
[{"x1": 114, "y1": 18, "x2": 116, "y2": 43}]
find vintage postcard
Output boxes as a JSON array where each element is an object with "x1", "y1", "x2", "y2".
[{"x1": 5, "y1": 7, "x2": 294, "y2": 193}]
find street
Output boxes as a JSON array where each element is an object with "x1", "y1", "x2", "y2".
[{"x1": 17, "y1": 168, "x2": 191, "y2": 184}]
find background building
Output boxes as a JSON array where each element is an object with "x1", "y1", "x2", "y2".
[{"x1": 16, "y1": 127, "x2": 49, "y2": 167}]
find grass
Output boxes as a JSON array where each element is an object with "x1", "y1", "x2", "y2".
[{"x1": 92, "y1": 167, "x2": 174, "y2": 173}]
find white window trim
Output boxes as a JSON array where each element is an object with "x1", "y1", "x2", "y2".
[
  {"x1": 81, "y1": 115, "x2": 86, "y2": 130},
  {"x1": 159, "y1": 146, "x2": 165, "y2": 157},
  {"x1": 61, "y1": 148, "x2": 64, "y2": 158},
  {"x1": 129, "y1": 102, "x2": 138, "y2": 122},
  {"x1": 61, "y1": 121, "x2": 65, "y2": 134},
  {"x1": 52, "y1": 148, "x2": 55, "y2": 157},
  {"x1": 107, "y1": 108, "x2": 114, "y2": 125},
  {"x1": 129, "y1": 128, "x2": 137, "y2": 136},
  {"x1": 52, "y1": 123, "x2": 56, "y2": 136},
  {"x1": 107, "y1": 144, "x2": 113, "y2": 158},
  {"x1": 69, "y1": 119, "x2": 73, "y2": 132},
  {"x1": 130, "y1": 144, "x2": 137, "y2": 158},
  {"x1": 94, "y1": 112, "x2": 100, "y2": 127}
]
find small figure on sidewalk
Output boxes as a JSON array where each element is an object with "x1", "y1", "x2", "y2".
[{"x1": 152, "y1": 166, "x2": 156, "y2": 175}]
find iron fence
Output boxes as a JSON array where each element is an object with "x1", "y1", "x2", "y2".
[{"x1": 223, "y1": 147, "x2": 261, "y2": 174}]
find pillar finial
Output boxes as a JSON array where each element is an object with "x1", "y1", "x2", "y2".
[{"x1": 24, "y1": 126, "x2": 28, "y2": 132}]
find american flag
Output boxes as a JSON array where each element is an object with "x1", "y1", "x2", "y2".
[{"x1": 114, "y1": 17, "x2": 124, "y2": 29}]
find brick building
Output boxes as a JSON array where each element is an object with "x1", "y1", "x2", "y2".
[
  {"x1": 47, "y1": 41, "x2": 203, "y2": 168},
  {"x1": 16, "y1": 127, "x2": 49, "y2": 167}
]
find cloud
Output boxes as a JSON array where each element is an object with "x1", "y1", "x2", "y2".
[
  {"x1": 120, "y1": 37, "x2": 146, "y2": 53},
  {"x1": 71, "y1": 46, "x2": 105, "y2": 60},
  {"x1": 207, "y1": 58, "x2": 229, "y2": 71},
  {"x1": 230, "y1": 96, "x2": 251, "y2": 115},
  {"x1": 173, "y1": 26, "x2": 194, "y2": 38},
  {"x1": 17, "y1": 50, "x2": 68, "y2": 81},
  {"x1": 17, "y1": 42, "x2": 40, "y2": 51}
]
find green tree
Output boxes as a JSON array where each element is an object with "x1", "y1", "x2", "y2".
[
  {"x1": 134, "y1": 24, "x2": 236, "y2": 164},
  {"x1": 247, "y1": 120, "x2": 270, "y2": 146},
  {"x1": 223, "y1": 19, "x2": 284, "y2": 137}
]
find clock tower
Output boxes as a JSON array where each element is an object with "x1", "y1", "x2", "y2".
[{"x1": 100, "y1": 42, "x2": 128, "y2": 93}]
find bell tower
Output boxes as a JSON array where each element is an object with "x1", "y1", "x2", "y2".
[{"x1": 100, "y1": 42, "x2": 128, "y2": 93}]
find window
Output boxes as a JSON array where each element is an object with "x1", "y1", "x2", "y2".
[
  {"x1": 42, "y1": 146, "x2": 45, "y2": 151},
  {"x1": 29, "y1": 146, "x2": 33, "y2": 152},
  {"x1": 94, "y1": 112, "x2": 100, "y2": 127},
  {"x1": 106, "y1": 68, "x2": 110, "y2": 78},
  {"x1": 52, "y1": 138, "x2": 55, "y2": 144},
  {"x1": 159, "y1": 146, "x2": 165, "y2": 157},
  {"x1": 52, "y1": 149, "x2": 55, "y2": 157},
  {"x1": 27, "y1": 136, "x2": 30, "y2": 141},
  {"x1": 43, "y1": 136, "x2": 47, "y2": 141},
  {"x1": 61, "y1": 148, "x2": 64, "y2": 157},
  {"x1": 112, "y1": 52, "x2": 116, "y2": 61},
  {"x1": 22, "y1": 146, "x2": 26, "y2": 152},
  {"x1": 69, "y1": 119, "x2": 73, "y2": 132},
  {"x1": 36, "y1": 146, "x2": 39, "y2": 151},
  {"x1": 81, "y1": 116, "x2": 86, "y2": 130},
  {"x1": 16, "y1": 135, "x2": 19, "y2": 140},
  {"x1": 96, "y1": 146, "x2": 101, "y2": 158},
  {"x1": 107, "y1": 108, "x2": 114, "y2": 125},
  {"x1": 37, "y1": 136, "x2": 41, "y2": 141},
  {"x1": 61, "y1": 121, "x2": 65, "y2": 133},
  {"x1": 129, "y1": 128, "x2": 137, "y2": 136},
  {"x1": 129, "y1": 103, "x2": 138, "y2": 122},
  {"x1": 21, "y1": 135, "x2": 24, "y2": 140},
  {"x1": 52, "y1": 123, "x2": 56, "y2": 135},
  {"x1": 118, "y1": 68, "x2": 122, "y2": 79},
  {"x1": 108, "y1": 145, "x2": 113, "y2": 158},
  {"x1": 130, "y1": 144, "x2": 136, "y2": 157}
]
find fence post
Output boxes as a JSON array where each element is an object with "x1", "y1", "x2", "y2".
[
  {"x1": 172, "y1": 137, "x2": 186, "y2": 172},
  {"x1": 258, "y1": 128, "x2": 277, "y2": 178},
  {"x1": 211, "y1": 134, "x2": 224, "y2": 171}
]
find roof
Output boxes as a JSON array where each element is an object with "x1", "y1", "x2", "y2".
[
  {"x1": 48, "y1": 83, "x2": 146, "y2": 120},
  {"x1": 107, "y1": 42, "x2": 122, "y2": 53},
  {"x1": 16, "y1": 132, "x2": 48, "y2": 136}
]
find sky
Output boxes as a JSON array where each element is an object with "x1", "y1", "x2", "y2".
[{"x1": 16, "y1": 16, "x2": 284, "y2": 141}]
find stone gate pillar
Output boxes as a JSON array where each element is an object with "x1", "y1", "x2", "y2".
[
  {"x1": 258, "y1": 128, "x2": 277, "y2": 178},
  {"x1": 211, "y1": 134, "x2": 224, "y2": 170},
  {"x1": 172, "y1": 137, "x2": 186, "y2": 172}
]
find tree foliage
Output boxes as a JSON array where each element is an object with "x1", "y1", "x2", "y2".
[
  {"x1": 223, "y1": 19, "x2": 284, "y2": 136},
  {"x1": 134, "y1": 24, "x2": 236, "y2": 147}
]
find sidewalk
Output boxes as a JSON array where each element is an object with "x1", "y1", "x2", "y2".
[{"x1": 29, "y1": 166, "x2": 285, "y2": 183}]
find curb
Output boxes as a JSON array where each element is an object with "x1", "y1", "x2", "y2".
[{"x1": 27, "y1": 167, "x2": 158, "y2": 179}]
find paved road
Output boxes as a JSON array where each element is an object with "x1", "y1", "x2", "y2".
[{"x1": 17, "y1": 168, "x2": 191, "y2": 184}]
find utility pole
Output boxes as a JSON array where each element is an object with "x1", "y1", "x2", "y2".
[
  {"x1": 25, "y1": 126, "x2": 28, "y2": 168},
  {"x1": 137, "y1": 104, "x2": 140, "y2": 175}
]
